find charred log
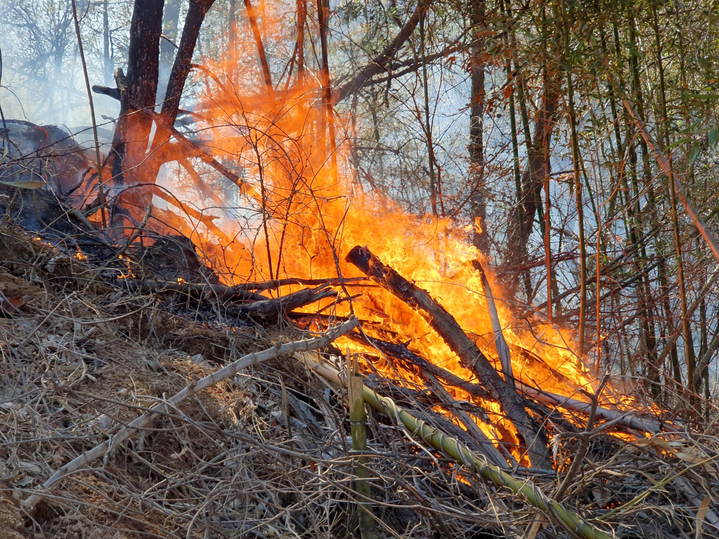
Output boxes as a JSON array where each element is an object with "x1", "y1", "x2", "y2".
[
  {"x1": 353, "y1": 333, "x2": 492, "y2": 402},
  {"x1": 240, "y1": 284, "x2": 336, "y2": 322},
  {"x1": 346, "y1": 244, "x2": 552, "y2": 469}
]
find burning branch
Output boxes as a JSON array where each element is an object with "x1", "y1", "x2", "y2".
[{"x1": 346, "y1": 245, "x2": 552, "y2": 469}]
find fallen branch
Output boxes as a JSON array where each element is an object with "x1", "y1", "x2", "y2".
[
  {"x1": 424, "y1": 373, "x2": 509, "y2": 467},
  {"x1": 518, "y1": 383, "x2": 663, "y2": 434},
  {"x1": 236, "y1": 276, "x2": 368, "y2": 291},
  {"x1": 240, "y1": 284, "x2": 338, "y2": 321},
  {"x1": 472, "y1": 259, "x2": 512, "y2": 383},
  {"x1": 136, "y1": 278, "x2": 266, "y2": 302},
  {"x1": 300, "y1": 354, "x2": 612, "y2": 539},
  {"x1": 23, "y1": 316, "x2": 360, "y2": 511},
  {"x1": 351, "y1": 333, "x2": 492, "y2": 401},
  {"x1": 346, "y1": 245, "x2": 551, "y2": 469},
  {"x1": 361, "y1": 332, "x2": 663, "y2": 435}
]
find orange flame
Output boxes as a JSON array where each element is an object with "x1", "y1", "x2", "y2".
[{"x1": 145, "y1": 2, "x2": 627, "y2": 461}]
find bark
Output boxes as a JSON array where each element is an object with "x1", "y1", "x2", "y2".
[
  {"x1": 469, "y1": 0, "x2": 487, "y2": 251},
  {"x1": 346, "y1": 245, "x2": 551, "y2": 469},
  {"x1": 109, "y1": 0, "x2": 165, "y2": 189}
]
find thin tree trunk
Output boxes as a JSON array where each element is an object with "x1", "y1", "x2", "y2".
[
  {"x1": 469, "y1": 0, "x2": 486, "y2": 251},
  {"x1": 296, "y1": 0, "x2": 306, "y2": 84},
  {"x1": 317, "y1": 0, "x2": 337, "y2": 168},
  {"x1": 503, "y1": 7, "x2": 560, "y2": 296},
  {"x1": 161, "y1": 0, "x2": 215, "y2": 123},
  {"x1": 244, "y1": 0, "x2": 274, "y2": 96},
  {"x1": 605, "y1": 20, "x2": 659, "y2": 394},
  {"x1": 627, "y1": 9, "x2": 682, "y2": 390},
  {"x1": 228, "y1": 0, "x2": 237, "y2": 81},
  {"x1": 505, "y1": 0, "x2": 535, "y2": 300},
  {"x1": 420, "y1": 13, "x2": 439, "y2": 216},
  {"x1": 651, "y1": 4, "x2": 696, "y2": 397},
  {"x1": 102, "y1": 0, "x2": 112, "y2": 85},
  {"x1": 560, "y1": 0, "x2": 586, "y2": 354}
]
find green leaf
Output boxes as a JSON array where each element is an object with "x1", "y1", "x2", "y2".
[
  {"x1": 689, "y1": 145, "x2": 701, "y2": 167},
  {"x1": 709, "y1": 128, "x2": 719, "y2": 147}
]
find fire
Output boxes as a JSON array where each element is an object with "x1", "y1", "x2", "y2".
[
  {"x1": 126, "y1": 0, "x2": 622, "y2": 461},
  {"x1": 191, "y1": 80, "x2": 593, "y2": 387},
  {"x1": 117, "y1": 254, "x2": 136, "y2": 280}
]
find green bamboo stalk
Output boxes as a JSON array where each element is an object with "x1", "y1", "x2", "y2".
[
  {"x1": 651, "y1": 3, "x2": 697, "y2": 396},
  {"x1": 364, "y1": 382, "x2": 610, "y2": 539},
  {"x1": 302, "y1": 358, "x2": 613, "y2": 539},
  {"x1": 559, "y1": 0, "x2": 587, "y2": 355},
  {"x1": 348, "y1": 353, "x2": 378, "y2": 539}
]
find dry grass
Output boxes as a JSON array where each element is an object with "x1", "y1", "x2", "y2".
[{"x1": 0, "y1": 224, "x2": 717, "y2": 538}]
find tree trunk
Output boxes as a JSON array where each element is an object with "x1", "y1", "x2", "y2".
[
  {"x1": 109, "y1": 0, "x2": 164, "y2": 193},
  {"x1": 161, "y1": 0, "x2": 216, "y2": 124},
  {"x1": 502, "y1": 22, "x2": 560, "y2": 296},
  {"x1": 469, "y1": 0, "x2": 487, "y2": 252},
  {"x1": 158, "y1": 0, "x2": 181, "y2": 97}
]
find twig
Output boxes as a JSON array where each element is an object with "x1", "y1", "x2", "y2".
[
  {"x1": 71, "y1": 0, "x2": 107, "y2": 228},
  {"x1": 555, "y1": 376, "x2": 608, "y2": 499},
  {"x1": 300, "y1": 354, "x2": 613, "y2": 539},
  {"x1": 22, "y1": 316, "x2": 359, "y2": 511}
]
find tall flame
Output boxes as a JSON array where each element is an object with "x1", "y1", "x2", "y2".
[{"x1": 151, "y1": 3, "x2": 611, "y2": 454}]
